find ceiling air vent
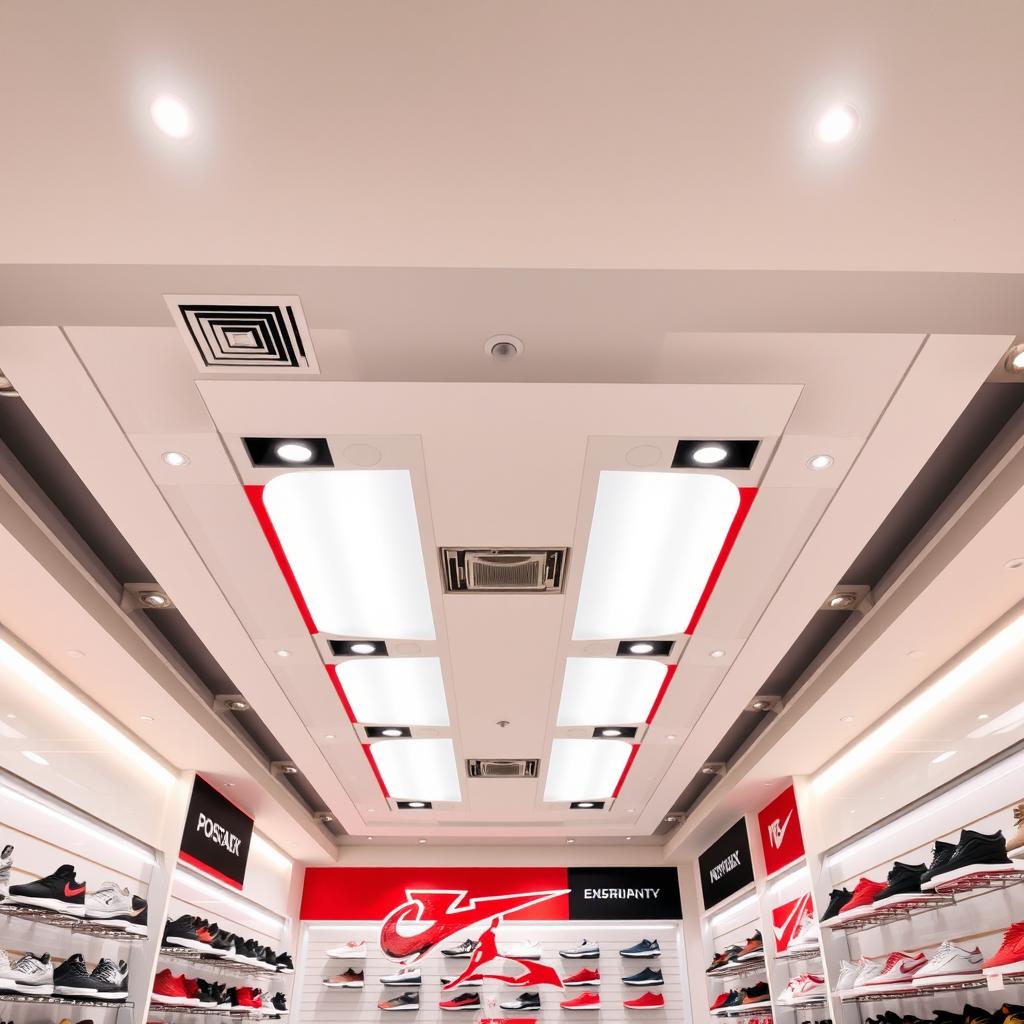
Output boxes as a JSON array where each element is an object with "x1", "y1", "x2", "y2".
[
  {"x1": 466, "y1": 758, "x2": 540, "y2": 779},
  {"x1": 442, "y1": 548, "x2": 567, "y2": 593},
  {"x1": 165, "y1": 294, "x2": 319, "y2": 374}
]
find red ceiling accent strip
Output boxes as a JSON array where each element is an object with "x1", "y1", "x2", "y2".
[
  {"x1": 178, "y1": 850, "x2": 244, "y2": 891},
  {"x1": 324, "y1": 664, "x2": 358, "y2": 724},
  {"x1": 612, "y1": 744, "x2": 640, "y2": 799},
  {"x1": 645, "y1": 664, "x2": 677, "y2": 725},
  {"x1": 684, "y1": 485, "x2": 758, "y2": 635},
  {"x1": 244, "y1": 484, "x2": 318, "y2": 635},
  {"x1": 362, "y1": 743, "x2": 391, "y2": 799}
]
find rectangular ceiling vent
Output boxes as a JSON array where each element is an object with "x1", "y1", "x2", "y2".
[
  {"x1": 165, "y1": 294, "x2": 319, "y2": 374},
  {"x1": 442, "y1": 548, "x2": 567, "y2": 593},
  {"x1": 466, "y1": 758, "x2": 540, "y2": 779}
]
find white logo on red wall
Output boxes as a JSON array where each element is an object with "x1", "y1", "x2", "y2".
[
  {"x1": 766, "y1": 809, "x2": 794, "y2": 850},
  {"x1": 771, "y1": 892, "x2": 813, "y2": 953},
  {"x1": 757, "y1": 785, "x2": 804, "y2": 875}
]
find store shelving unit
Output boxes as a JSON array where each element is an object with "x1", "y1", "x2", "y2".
[
  {"x1": 0, "y1": 992, "x2": 134, "y2": 1010},
  {"x1": 160, "y1": 944, "x2": 291, "y2": 980},
  {"x1": 0, "y1": 899, "x2": 149, "y2": 941}
]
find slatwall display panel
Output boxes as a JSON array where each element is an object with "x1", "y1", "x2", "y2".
[{"x1": 299, "y1": 922, "x2": 687, "y2": 1024}]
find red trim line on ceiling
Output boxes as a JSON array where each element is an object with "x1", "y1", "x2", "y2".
[
  {"x1": 645, "y1": 664, "x2": 676, "y2": 725},
  {"x1": 361, "y1": 743, "x2": 392, "y2": 799},
  {"x1": 612, "y1": 744, "x2": 640, "y2": 799},
  {"x1": 178, "y1": 850, "x2": 244, "y2": 891},
  {"x1": 324, "y1": 664, "x2": 357, "y2": 724},
  {"x1": 244, "y1": 484, "x2": 318, "y2": 635},
  {"x1": 684, "y1": 485, "x2": 758, "y2": 635}
]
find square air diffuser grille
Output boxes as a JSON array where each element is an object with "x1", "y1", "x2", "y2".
[
  {"x1": 166, "y1": 294, "x2": 319, "y2": 374},
  {"x1": 442, "y1": 548, "x2": 567, "y2": 593},
  {"x1": 466, "y1": 758, "x2": 539, "y2": 779}
]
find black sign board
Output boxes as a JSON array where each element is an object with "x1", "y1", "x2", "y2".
[
  {"x1": 179, "y1": 775, "x2": 254, "y2": 890},
  {"x1": 567, "y1": 867, "x2": 682, "y2": 919},
  {"x1": 698, "y1": 818, "x2": 754, "y2": 909}
]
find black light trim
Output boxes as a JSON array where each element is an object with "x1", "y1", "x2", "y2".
[
  {"x1": 243, "y1": 436, "x2": 333, "y2": 468},
  {"x1": 397, "y1": 800, "x2": 433, "y2": 810},
  {"x1": 570, "y1": 801, "x2": 606, "y2": 810},
  {"x1": 592, "y1": 726, "x2": 638, "y2": 739},
  {"x1": 616, "y1": 639, "x2": 673, "y2": 657},
  {"x1": 365, "y1": 726, "x2": 412, "y2": 738},
  {"x1": 329, "y1": 639, "x2": 389, "y2": 657},
  {"x1": 671, "y1": 438, "x2": 760, "y2": 470}
]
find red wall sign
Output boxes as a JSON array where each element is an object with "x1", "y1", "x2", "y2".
[{"x1": 757, "y1": 784, "x2": 805, "y2": 876}]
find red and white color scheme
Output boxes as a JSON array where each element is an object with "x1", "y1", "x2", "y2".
[
  {"x1": 777, "y1": 974, "x2": 826, "y2": 1005},
  {"x1": 757, "y1": 784, "x2": 805, "y2": 876},
  {"x1": 771, "y1": 892, "x2": 813, "y2": 954}
]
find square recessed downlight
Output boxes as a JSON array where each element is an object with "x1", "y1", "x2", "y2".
[
  {"x1": 365, "y1": 726, "x2": 412, "y2": 738},
  {"x1": 370, "y1": 738, "x2": 461, "y2": 803},
  {"x1": 617, "y1": 640, "x2": 674, "y2": 657},
  {"x1": 337, "y1": 658, "x2": 449, "y2": 726},
  {"x1": 672, "y1": 439, "x2": 759, "y2": 470},
  {"x1": 329, "y1": 639, "x2": 388, "y2": 657},
  {"x1": 543, "y1": 738, "x2": 633, "y2": 803},
  {"x1": 262, "y1": 470, "x2": 435, "y2": 640},
  {"x1": 572, "y1": 471, "x2": 741, "y2": 640},
  {"x1": 244, "y1": 436, "x2": 333, "y2": 468},
  {"x1": 557, "y1": 659, "x2": 666, "y2": 726}
]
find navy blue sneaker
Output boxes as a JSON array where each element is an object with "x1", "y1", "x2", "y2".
[
  {"x1": 623, "y1": 966, "x2": 663, "y2": 986},
  {"x1": 619, "y1": 938, "x2": 660, "y2": 958}
]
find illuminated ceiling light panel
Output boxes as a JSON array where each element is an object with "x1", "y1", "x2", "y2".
[
  {"x1": 573, "y1": 471, "x2": 741, "y2": 640},
  {"x1": 370, "y1": 738, "x2": 461, "y2": 802},
  {"x1": 543, "y1": 738, "x2": 633, "y2": 802},
  {"x1": 556, "y1": 658, "x2": 666, "y2": 726},
  {"x1": 337, "y1": 658, "x2": 449, "y2": 726},
  {"x1": 262, "y1": 470, "x2": 435, "y2": 640}
]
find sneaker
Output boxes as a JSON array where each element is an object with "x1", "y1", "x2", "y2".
[
  {"x1": 623, "y1": 967, "x2": 663, "y2": 986},
  {"x1": 835, "y1": 877, "x2": 887, "y2": 920},
  {"x1": 777, "y1": 975, "x2": 826, "y2": 1005},
  {"x1": 834, "y1": 960, "x2": 860, "y2": 993},
  {"x1": 271, "y1": 992, "x2": 288, "y2": 1013},
  {"x1": 721, "y1": 990, "x2": 743, "y2": 1008},
  {"x1": 983, "y1": 921, "x2": 1024, "y2": 974},
  {"x1": 500, "y1": 992, "x2": 541, "y2": 1011},
  {"x1": 788, "y1": 913, "x2": 820, "y2": 950},
  {"x1": 561, "y1": 991, "x2": 600, "y2": 1010},
  {"x1": 323, "y1": 969, "x2": 364, "y2": 988},
  {"x1": 846, "y1": 954, "x2": 888, "y2": 996},
  {"x1": 8, "y1": 865, "x2": 86, "y2": 916},
  {"x1": 0, "y1": 844, "x2": 12, "y2": 899},
  {"x1": 327, "y1": 939, "x2": 367, "y2": 959},
  {"x1": 707, "y1": 947, "x2": 740, "y2": 973},
  {"x1": 500, "y1": 940, "x2": 541, "y2": 960},
  {"x1": 379, "y1": 992, "x2": 420, "y2": 1011},
  {"x1": 53, "y1": 954, "x2": 93, "y2": 996},
  {"x1": 440, "y1": 992, "x2": 480, "y2": 1011},
  {"x1": 205, "y1": 982, "x2": 227, "y2": 1007},
  {"x1": 441, "y1": 938, "x2": 478, "y2": 958},
  {"x1": 709, "y1": 993, "x2": 731, "y2": 1012},
  {"x1": 914, "y1": 941, "x2": 984, "y2": 985},
  {"x1": 4, "y1": 951, "x2": 53, "y2": 994},
  {"x1": 275, "y1": 953, "x2": 294, "y2": 974},
  {"x1": 152, "y1": 969, "x2": 193, "y2": 1005},
  {"x1": 382, "y1": 966, "x2": 422, "y2": 986},
  {"x1": 1009, "y1": 804, "x2": 1024, "y2": 858},
  {"x1": 620, "y1": 938, "x2": 660, "y2": 958},
  {"x1": 235, "y1": 937, "x2": 262, "y2": 965},
  {"x1": 862, "y1": 951, "x2": 927, "y2": 992},
  {"x1": 260, "y1": 946, "x2": 280, "y2": 972},
  {"x1": 926, "y1": 830, "x2": 1014, "y2": 888},
  {"x1": 820, "y1": 887, "x2": 853, "y2": 922},
  {"x1": 209, "y1": 930, "x2": 235, "y2": 958},
  {"x1": 963, "y1": 1005, "x2": 999, "y2": 1024},
  {"x1": 164, "y1": 915, "x2": 208, "y2": 951},
  {"x1": 734, "y1": 931, "x2": 764, "y2": 961},
  {"x1": 87, "y1": 959, "x2": 130, "y2": 1000},
  {"x1": 84, "y1": 882, "x2": 148, "y2": 935},
  {"x1": 563, "y1": 967, "x2": 600, "y2": 986},
  {"x1": 872, "y1": 863, "x2": 930, "y2": 907},
  {"x1": 220, "y1": 986, "x2": 238, "y2": 1010},
  {"x1": 1001, "y1": 1005, "x2": 1024, "y2": 1024},
  {"x1": 919, "y1": 841, "x2": 958, "y2": 886},
  {"x1": 624, "y1": 992, "x2": 665, "y2": 1010},
  {"x1": 560, "y1": 939, "x2": 599, "y2": 959},
  {"x1": 440, "y1": 975, "x2": 482, "y2": 988},
  {"x1": 234, "y1": 987, "x2": 261, "y2": 1013},
  {"x1": 741, "y1": 982, "x2": 771, "y2": 1007}
]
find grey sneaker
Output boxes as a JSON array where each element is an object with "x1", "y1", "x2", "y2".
[
  {"x1": 6, "y1": 952, "x2": 54, "y2": 994},
  {"x1": 0, "y1": 844, "x2": 12, "y2": 899}
]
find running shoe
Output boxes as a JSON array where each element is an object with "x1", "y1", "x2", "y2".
[
  {"x1": 561, "y1": 991, "x2": 600, "y2": 1010},
  {"x1": 500, "y1": 992, "x2": 541, "y2": 1011},
  {"x1": 164, "y1": 915, "x2": 208, "y2": 951},
  {"x1": 441, "y1": 938, "x2": 478, "y2": 958},
  {"x1": 560, "y1": 939, "x2": 599, "y2": 959},
  {"x1": 788, "y1": 913, "x2": 820, "y2": 950},
  {"x1": 323, "y1": 969, "x2": 364, "y2": 988},
  {"x1": 379, "y1": 991, "x2": 419, "y2": 1011},
  {"x1": 913, "y1": 941, "x2": 983, "y2": 986},
  {"x1": 381, "y1": 966, "x2": 421, "y2": 986},
  {"x1": 326, "y1": 940, "x2": 367, "y2": 958},
  {"x1": 740, "y1": 982, "x2": 771, "y2": 1007},
  {"x1": 835, "y1": 877, "x2": 887, "y2": 919},
  {"x1": 440, "y1": 992, "x2": 481, "y2": 1011},
  {"x1": 84, "y1": 883, "x2": 148, "y2": 935},
  {"x1": 819, "y1": 887, "x2": 852, "y2": 922},
  {"x1": 834, "y1": 959, "x2": 859, "y2": 993},
  {"x1": 623, "y1": 967, "x2": 663, "y2": 986},
  {"x1": 734, "y1": 931, "x2": 764, "y2": 961},
  {"x1": 152, "y1": 969, "x2": 193, "y2": 1005},
  {"x1": 845, "y1": 954, "x2": 888, "y2": 996},
  {"x1": 707, "y1": 946, "x2": 740, "y2": 972},
  {"x1": 8, "y1": 865, "x2": 86, "y2": 916},
  {"x1": 872, "y1": 862, "x2": 930, "y2": 907},
  {"x1": 0, "y1": 844, "x2": 12, "y2": 899},
  {"x1": 624, "y1": 992, "x2": 664, "y2": 1010},
  {"x1": 777, "y1": 975, "x2": 825, "y2": 1004},
  {"x1": 275, "y1": 952, "x2": 294, "y2": 974},
  {"x1": 861, "y1": 951, "x2": 927, "y2": 992},
  {"x1": 500, "y1": 940, "x2": 542, "y2": 960},
  {"x1": 983, "y1": 921, "x2": 1024, "y2": 974},
  {"x1": 919, "y1": 841, "x2": 957, "y2": 886},
  {"x1": 619, "y1": 938, "x2": 660, "y2": 958},
  {"x1": 925, "y1": 829, "x2": 1014, "y2": 889},
  {"x1": 562, "y1": 967, "x2": 600, "y2": 986}
]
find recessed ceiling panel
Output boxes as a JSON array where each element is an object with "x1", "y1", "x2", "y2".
[
  {"x1": 370, "y1": 737, "x2": 461, "y2": 802},
  {"x1": 543, "y1": 737, "x2": 633, "y2": 802},
  {"x1": 556, "y1": 658, "x2": 667, "y2": 726},
  {"x1": 336, "y1": 658, "x2": 449, "y2": 727}
]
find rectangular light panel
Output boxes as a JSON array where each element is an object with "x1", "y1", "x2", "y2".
[
  {"x1": 572, "y1": 471, "x2": 740, "y2": 640},
  {"x1": 556, "y1": 658, "x2": 666, "y2": 726},
  {"x1": 543, "y1": 738, "x2": 633, "y2": 803},
  {"x1": 262, "y1": 469, "x2": 435, "y2": 640},
  {"x1": 370, "y1": 738, "x2": 462, "y2": 802},
  {"x1": 337, "y1": 658, "x2": 449, "y2": 726}
]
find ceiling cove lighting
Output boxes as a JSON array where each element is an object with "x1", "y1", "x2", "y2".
[
  {"x1": 336, "y1": 658, "x2": 449, "y2": 727},
  {"x1": 369, "y1": 738, "x2": 461, "y2": 803},
  {"x1": 814, "y1": 610, "x2": 1024, "y2": 793},
  {"x1": 557, "y1": 658, "x2": 667, "y2": 727},
  {"x1": 573, "y1": 471, "x2": 744, "y2": 640},
  {"x1": 259, "y1": 470, "x2": 435, "y2": 640},
  {"x1": 543, "y1": 738, "x2": 633, "y2": 803}
]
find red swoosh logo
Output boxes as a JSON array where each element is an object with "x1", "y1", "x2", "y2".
[
  {"x1": 379, "y1": 888, "x2": 568, "y2": 963},
  {"x1": 900, "y1": 962, "x2": 921, "y2": 974},
  {"x1": 442, "y1": 919, "x2": 564, "y2": 991},
  {"x1": 64, "y1": 882, "x2": 86, "y2": 897}
]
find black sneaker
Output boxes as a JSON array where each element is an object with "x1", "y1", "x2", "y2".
[
  {"x1": 272, "y1": 992, "x2": 288, "y2": 1012},
  {"x1": 872, "y1": 862, "x2": 929, "y2": 907},
  {"x1": 276, "y1": 952, "x2": 294, "y2": 974},
  {"x1": 624, "y1": 967, "x2": 664, "y2": 986},
  {"x1": 819, "y1": 888, "x2": 852, "y2": 922},
  {"x1": 207, "y1": 982, "x2": 228, "y2": 1007},
  {"x1": 920, "y1": 841, "x2": 958, "y2": 886},
  {"x1": 53, "y1": 953, "x2": 92, "y2": 996},
  {"x1": 209, "y1": 930, "x2": 235, "y2": 957},
  {"x1": 741, "y1": 982, "x2": 771, "y2": 1007},
  {"x1": 926, "y1": 830, "x2": 1013, "y2": 889},
  {"x1": 441, "y1": 938, "x2": 478, "y2": 958},
  {"x1": 164, "y1": 915, "x2": 206, "y2": 951},
  {"x1": 221, "y1": 987, "x2": 238, "y2": 1010},
  {"x1": 441, "y1": 992, "x2": 481, "y2": 1011},
  {"x1": 722, "y1": 991, "x2": 742, "y2": 1008},
  {"x1": 88, "y1": 958, "x2": 129, "y2": 1000},
  {"x1": 500, "y1": 992, "x2": 541, "y2": 1010},
  {"x1": 963, "y1": 1005, "x2": 999, "y2": 1024},
  {"x1": 261, "y1": 947, "x2": 279, "y2": 971},
  {"x1": 8, "y1": 864, "x2": 86, "y2": 916},
  {"x1": 234, "y1": 938, "x2": 261, "y2": 965}
]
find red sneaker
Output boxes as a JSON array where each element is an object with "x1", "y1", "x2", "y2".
[
  {"x1": 625, "y1": 992, "x2": 665, "y2": 1009},
  {"x1": 984, "y1": 921, "x2": 1024, "y2": 973},
  {"x1": 837, "y1": 877, "x2": 887, "y2": 918},
  {"x1": 234, "y1": 987, "x2": 260, "y2": 1013},
  {"x1": 182, "y1": 976, "x2": 201, "y2": 1005},
  {"x1": 152, "y1": 969, "x2": 192, "y2": 1006},
  {"x1": 709, "y1": 993, "x2": 730, "y2": 1010},
  {"x1": 563, "y1": 967, "x2": 601, "y2": 986},
  {"x1": 561, "y1": 992, "x2": 600, "y2": 1010}
]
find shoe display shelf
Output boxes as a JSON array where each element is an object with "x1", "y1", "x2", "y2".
[
  {"x1": 819, "y1": 894, "x2": 957, "y2": 934},
  {"x1": 159, "y1": 945, "x2": 289, "y2": 980},
  {"x1": 0, "y1": 899, "x2": 148, "y2": 942},
  {"x1": 150, "y1": 1004, "x2": 255, "y2": 1016},
  {"x1": 838, "y1": 971, "x2": 1024, "y2": 1004},
  {"x1": 774, "y1": 947, "x2": 823, "y2": 965},
  {"x1": 712, "y1": 1004, "x2": 775, "y2": 1019},
  {"x1": 773, "y1": 995, "x2": 829, "y2": 1012},
  {"x1": 709, "y1": 957, "x2": 769, "y2": 981},
  {"x1": 0, "y1": 992, "x2": 135, "y2": 1010}
]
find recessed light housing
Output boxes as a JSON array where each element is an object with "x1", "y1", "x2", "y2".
[
  {"x1": 700, "y1": 762, "x2": 726, "y2": 777},
  {"x1": 162, "y1": 451, "x2": 190, "y2": 467},
  {"x1": 710, "y1": 649, "x2": 726, "y2": 658},
  {"x1": 418, "y1": 838, "x2": 427, "y2": 845},
  {"x1": 616, "y1": 640, "x2": 674, "y2": 658},
  {"x1": 397, "y1": 800, "x2": 432, "y2": 810},
  {"x1": 271, "y1": 761, "x2": 299, "y2": 776},
  {"x1": 244, "y1": 437, "x2": 333, "y2": 469},
  {"x1": 672, "y1": 439, "x2": 760, "y2": 470},
  {"x1": 1005, "y1": 343, "x2": 1024, "y2": 374},
  {"x1": 150, "y1": 94, "x2": 194, "y2": 139},
  {"x1": 593, "y1": 726, "x2": 637, "y2": 739},
  {"x1": 570, "y1": 801, "x2": 606, "y2": 810},
  {"x1": 330, "y1": 639, "x2": 389, "y2": 658},
  {"x1": 807, "y1": 454, "x2": 834, "y2": 471},
  {"x1": 366, "y1": 726, "x2": 412, "y2": 739},
  {"x1": 141, "y1": 591, "x2": 170, "y2": 608},
  {"x1": 815, "y1": 104, "x2": 859, "y2": 145}
]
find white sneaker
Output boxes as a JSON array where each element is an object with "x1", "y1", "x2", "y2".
[
  {"x1": 0, "y1": 845, "x2": 12, "y2": 899},
  {"x1": 860, "y1": 951, "x2": 927, "y2": 993},
  {"x1": 6, "y1": 952, "x2": 54, "y2": 995},
  {"x1": 778, "y1": 975, "x2": 826, "y2": 1005},
  {"x1": 844, "y1": 955, "x2": 887, "y2": 997},
  {"x1": 788, "y1": 914, "x2": 820, "y2": 950},
  {"x1": 834, "y1": 960, "x2": 859, "y2": 993},
  {"x1": 326, "y1": 941, "x2": 367, "y2": 959},
  {"x1": 559, "y1": 939, "x2": 599, "y2": 959},
  {"x1": 84, "y1": 882, "x2": 132, "y2": 919},
  {"x1": 912, "y1": 942, "x2": 983, "y2": 986},
  {"x1": 381, "y1": 966, "x2": 421, "y2": 986},
  {"x1": 500, "y1": 940, "x2": 542, "y2": 960}
]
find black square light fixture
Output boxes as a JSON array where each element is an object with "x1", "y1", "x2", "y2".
[
  {"x1": 616, "y1": 639, "x2": 673, "y2": 657},
  {"x1": 244, "y1": 436, "x2": 333, "y2": 468},
  {"x1": 592, "y1": 726, "x2": 638, "y2": 739},
  {"x1": 672, "y1": 439, "x2": 760, "y2": 470},
  {"x1": 329, "y1": 639, "x2": 389, "y2": 657},
  {"x1": 570, "y1": 801, "x2": 606, "y2": 810},
  {"x1": 365, "y1": 726, "x2": 412, "y2": 739},
  {"x1": 396, "y1": 800, "x2": 433, "y2": 810}
]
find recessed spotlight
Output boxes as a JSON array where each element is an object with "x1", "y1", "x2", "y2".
[
  {"x1": 617, "y1": 639, "x2": 673, "y2": 658},
  {"x1": 162, "y1": 451, "x2": 190, "y2": 467},
  {"x1": 275, "y1": 649, "x2": 291, "y2": 658},
  {"x1": 243, "y1": 437, "x2": 333, "y2": 469},
  {"x1": 692, "y1": 444, "x2": 729, "y2": 465},
  {"x1": 931, "y1": 750, "x2": 956, "y2": 765},
  {"x1": 325, "y1": 733, "x2": 336, "y2": 740},
  {"x1": 367, "y1": 726, "x2": 413, "y2": 739},
  {"x1": 626, "y1": 808, "x2": 635, "y2": 813},
  {"x1": 397, "y1": 800, "x2": 433, "y2": 810},
  {"x1": 150, "y1": 94, "x2": 194, "y2": 139},
  {"x1": 591, "y1": 726, "x2": 637, "y2": 740},
  {"x1": 978, "y1": 713, "x2": 989, "y2": 721},
  {"x1": 367, "y1": 835, "x2": 374, "y2": 840},
  {"x1": 599, "y1": 728, "x2": 622, "y2": 738},
  {"x1": 570, "y1": 801, "x2": 606, "y2": 810},
  {"x1": 625, "y1": 836, "x2": 632, "y2": 841},
  {"x1": 666, "y1": 734, "x2": 677, "y2": 741},
  {"x1": 840, "y1": 715, "x2": 854, "y2": 723},
  {"x1": 577, "y1": 802, "x2": 595, "y2": 808},
  {"x1": 330, "y1": 639, "x2": 389, "y2": 658},
  {"x1": 566, "y1": 838, "x2": 575, "y2": 844},
  {"x1": 271, "y1": 761, "x2": 299, "y2": 775},
  {"x1": 224, "y1": 782, "x2": 236, "y2": 788},
  {"x1": 314, "y1": 812, "x2": 335, "y2": 824},
  {"x1": 275, "y1": 441, "x2": 315, "y2": 464},
  {"x1": 224, "y1": 698, "x2": 249, "y2": 712},
  {"x1": 672, "y1": 438, "x2": 759, "y2": 470},
  {"x1": 1003, "y1": 343, "x2": 1024, "y2": 375},
  {"x1": 408, "y1": 801, "x2": 426, "y2": 808},
  {"x1": 815, "y1": 104, "x2": 859, "y2": 145},
  {"x1": 664, "y1": 816, "x2": 677, "y2": 823},
  {"x1": 710, "y1": 649, "x2": 725, "y2": 658},
  {"x1": 629, "y1": 642, "x2": 655, "y2": 655},
  {"x1": 485, "y1": 334, "x2": 524, "y2": 358},
  {"x1": 827, "y1": 593, "x2": 855, "y2": 609},
  {"x1": 418, "y1": 838, "x2": 427, "y2": 845},
  {"x1": 807, "y1": 454, "x2": 834, "y2": 471},
  {"x1": 139, "y1": 714, "x2": 154, "y2": 723},
  {"x1": 381, "y1": 728, "x2": 403, "y2": 738},
  {"x1": 351, "y1": 642, "x2": 377, "y2": 655},
  {"x1": 141, "y1": 591, "x2": 170, "y2": 608}
]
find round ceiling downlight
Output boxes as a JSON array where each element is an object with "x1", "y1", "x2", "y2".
[
  {"x1": 274, "y1": 441, "x2": 316, "y2": 464},
  {"x1": 599, "y1": 729, "x2": 622, "y2": 738},
  {"x1": 350, "y1": 642, "x2": 377, "y2": 655},
  {"x1": 691, "y1": 444, "x2": 729, "y2": 465},
  {"x1": 150, "y1": 94, "x2": 194, "y2": 139},
  {"x1": 162, "y1": 451, "x2": 189, "y2": 467},
  {"x1": 815, "y1": 104, "x2": 859, "y2": 145},
  {"x1": 807, "y1": 453, "x2": 834, "y2": 471},
  {"x1": 381, "y1": 728, "x2": 404, "y2": 737},
  {"x1": 628, "y1": 642, "x2": 655, "y2": 655}
]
